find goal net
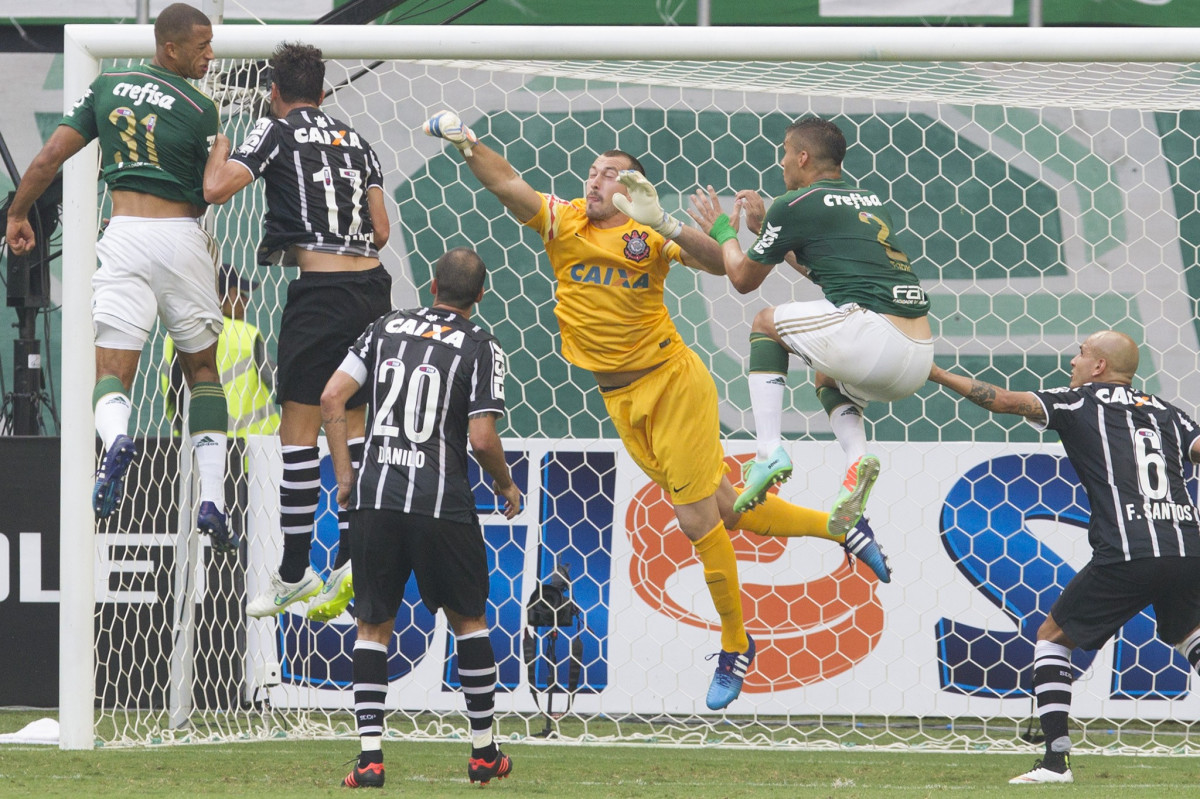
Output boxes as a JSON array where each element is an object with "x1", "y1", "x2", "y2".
[{"x1": 60, "y1": 24, "x2": 1200, "y2": 752}]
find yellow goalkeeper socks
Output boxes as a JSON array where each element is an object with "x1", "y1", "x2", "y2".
[
  {"x1": 737, "y1": 493, "x2": 841, "y2": 542},
  {"x1": 692, "y1": 522, "x2": 749, "y2": 653}
]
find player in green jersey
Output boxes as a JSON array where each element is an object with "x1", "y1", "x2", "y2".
[
  {"x1": 637, "y1": 117, "x2": 933, "y2": 543},
  {"x1": 5, "y1": 3, "x2": 234, "y2": 551}
]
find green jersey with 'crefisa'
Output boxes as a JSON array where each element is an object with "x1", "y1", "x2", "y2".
[
  {"x1": 60, "y1": 64, "x2": 218, "y2": 209},
  {"x1": 747, "y1": 178, "x2": 929, "y2": 318}
]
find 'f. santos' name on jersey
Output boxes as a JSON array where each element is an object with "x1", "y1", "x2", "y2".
[
  {"x1": 111, "y1": 81, "x2": 178, "y2": 110},
  {"x1": 1126, "y1": 500, "x2": 1197, "y2": 523},
  {"x1": 385, "y1": 316, "x2": 468, "y2": 347},
  {"x1": 569, "y1": 264, "x2": 650, "y2": 289}
]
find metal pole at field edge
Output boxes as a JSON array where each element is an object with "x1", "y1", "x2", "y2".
[
  {"x1": 59, "y1": 25, "x2": 100, "y2": 752},
  {"x1": 137, "y1": 0, "x2": 149, "y2": 24},
  {"x1": 203, "y1": 0, "x2": 225, "y2": 24},
  {"x1": 698, "y1": 0, "x2": 711, "y2": 27},
  {"x1": 1029, "y1": 0, "x2": 1042, "y2": 28}
]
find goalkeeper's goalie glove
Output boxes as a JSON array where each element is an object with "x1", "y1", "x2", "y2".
[
  {"x1": 423, "y1": 109, "x2": 477, "y2": 157},
  {"x1": 612, "y1": 171, "x2": 683, "y2": 239}
]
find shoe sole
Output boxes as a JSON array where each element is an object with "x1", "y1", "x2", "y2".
[
  {"x1": 197, "y1": 517, "x2": 237, "y2": 554},
  {"x1": 307, "y1": 573, "x2": 354, "y2": 622},
  {"x1": 733, "y1": 464, "x2": 793, "y2": 514},
  {"x1": 828, "y1": 456, "x2": 880, "y2": 538},
  {"x1": 1008, "y1": 773, "x2": 1073, "y2": 784},
  {"x1": 92, "y1": 438, "x2": 137, "y2": 519}
]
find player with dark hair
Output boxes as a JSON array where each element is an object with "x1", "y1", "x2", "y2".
[
  {"x1": 322, "y1": 247, "x2": 520, "y2": 789},
  {"x1": 205, "y1": 41, "x2": 392, "y2": 618},
  {"x1": 5, "y1": 2, "x2": 233, "y2": 549},
  {"x1": 931, "y1": 330, "x2": 1200, "y2": 784},
  {"x1": 683, "y1": 116, "x2": 934, "y2": 540},
  {"x1": 423, "y1": 109, "x2": 891, "y2": 712}
]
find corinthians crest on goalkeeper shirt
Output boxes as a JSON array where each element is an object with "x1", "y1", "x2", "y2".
[
  {"x1": 1029, "y1": 382, "x2": 1200, "y2": 565},
  {"x1": 230, "y1": 107, "x2": 385, "y2": 265},
  {"x1": 345, "y1": 307, "x2": 507, "y2": 523}
]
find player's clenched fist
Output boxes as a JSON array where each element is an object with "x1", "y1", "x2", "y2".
[
  {"x1": 422, "y1": 109, "x2": 477, "y2": 157},
  {"x1": 612, "y1": 170, "x2": 683, "y2": 238}
]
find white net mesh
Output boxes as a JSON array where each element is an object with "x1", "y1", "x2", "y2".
[{"x1": 75, "y1": 42, "x2": 1200, "y2": 752}]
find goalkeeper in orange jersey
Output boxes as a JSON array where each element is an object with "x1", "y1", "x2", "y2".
[{"x1": 423, "y1": 109, "x2": 891, "y2": 711}]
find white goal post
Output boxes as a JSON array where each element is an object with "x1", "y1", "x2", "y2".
[{"x1": 60, "y1": 24, "x2": 1200, "y2": 751}]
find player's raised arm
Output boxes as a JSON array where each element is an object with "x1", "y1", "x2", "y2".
[
  {"x1": 611, "y1": 171, "x2": 724, "y2": 274},
  {"x1": 203, "y1": 131, "x2": 254, "y2": 205},
  {"x1": 688, "y1": 185, "x2": 774, "y2": 293},
  {"x1": 929, "y1": 364, "x2": 1046, "y2": 423},
  {"x1": 423, "y1": 109, "x2": 541, "y2": 224}
]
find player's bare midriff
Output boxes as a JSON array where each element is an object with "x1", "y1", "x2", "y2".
[
  {"x1": 289, "y1": 247, "x2": 382, "y2": 273},
  {"x1": 882, "y1": 313, "x2": 932, "y2": 341},
  {"x1": 111, "y1": 190, "x2": 203, "y2": 219},
  {"x1": 593, "y1": 361, "x2": 666, "y2": 391}
]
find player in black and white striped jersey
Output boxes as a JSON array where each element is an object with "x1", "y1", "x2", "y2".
[
  {"x1": 321, "y1": 248, "x2": 520, "y2": 789},
  {"x1": 931, "y1": 330, "x2": 1200, "y2": 785},
  {"x1": 204, "y1": 41, "x2": 392, "y2": 619}
]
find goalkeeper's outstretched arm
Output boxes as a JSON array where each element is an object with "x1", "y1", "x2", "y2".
[{"x1": 423, "y1": 110, "x2": 541, "y2": 224}]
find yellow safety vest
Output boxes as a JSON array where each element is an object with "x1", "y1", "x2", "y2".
[{"x1": 163, "y1": 317, "x2": 281, "y2": 438}]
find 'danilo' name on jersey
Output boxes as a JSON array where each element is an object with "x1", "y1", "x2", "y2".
[
  {"x1": 1032, "y1": 381, "x2": 1200, "y2": 564},
  {"x1": 348, "y1": 307, "x2": 506, "y2": 523},
  {"x1": 748, "y1": 179, "x2": 929, "y2": 318}
]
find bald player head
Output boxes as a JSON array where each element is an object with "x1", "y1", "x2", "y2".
[{"x1": 1069, "y1": 330, "x2": 1139, "y2": 388}]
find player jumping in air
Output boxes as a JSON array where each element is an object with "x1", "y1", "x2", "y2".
[{"x1": 424, "y1": 108, "x2": 891, "y2": 711}]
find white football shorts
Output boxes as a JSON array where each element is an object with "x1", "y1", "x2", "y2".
[
  {"x1": 772, "y1": 299, "x2": 933, "y2": 406},
  {"x1": 92, "y1": 216, "x2": 222, "y2": 352}
]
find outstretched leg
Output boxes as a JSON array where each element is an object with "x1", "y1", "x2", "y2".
[
  {"x1": 675, "y1": 495, "x2": 755, "y2": 710},
  {"x1": 178, "y1": 344, "x2": 234, "y2": 552},
  {"x1": 816, "y1": 374, "x2": 880, "y2": 539},
  {"x1": 1010, "y1": 615, "x2": 1075, "y2": 785},
  {"x1": 736, "y1": 307, "x2": 794, "y2": 513},
  {"x1": 92, "y1": 347, "x2": 140, "y2": 520}
]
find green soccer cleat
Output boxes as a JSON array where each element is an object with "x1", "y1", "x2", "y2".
[
  {"x1": 828, "y1": 454, "x2": 880, "y2": 539},
  {"x1": 306, "y1": 562, "x2": 354, "y2": 622},
  {"x1": 733, "y1": 446, "x2": 793, "y2": 514}
]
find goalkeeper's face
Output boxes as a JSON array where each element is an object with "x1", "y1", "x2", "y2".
[{"x1": 584, "y1": 155, "x2": 632, "y2": 223}]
